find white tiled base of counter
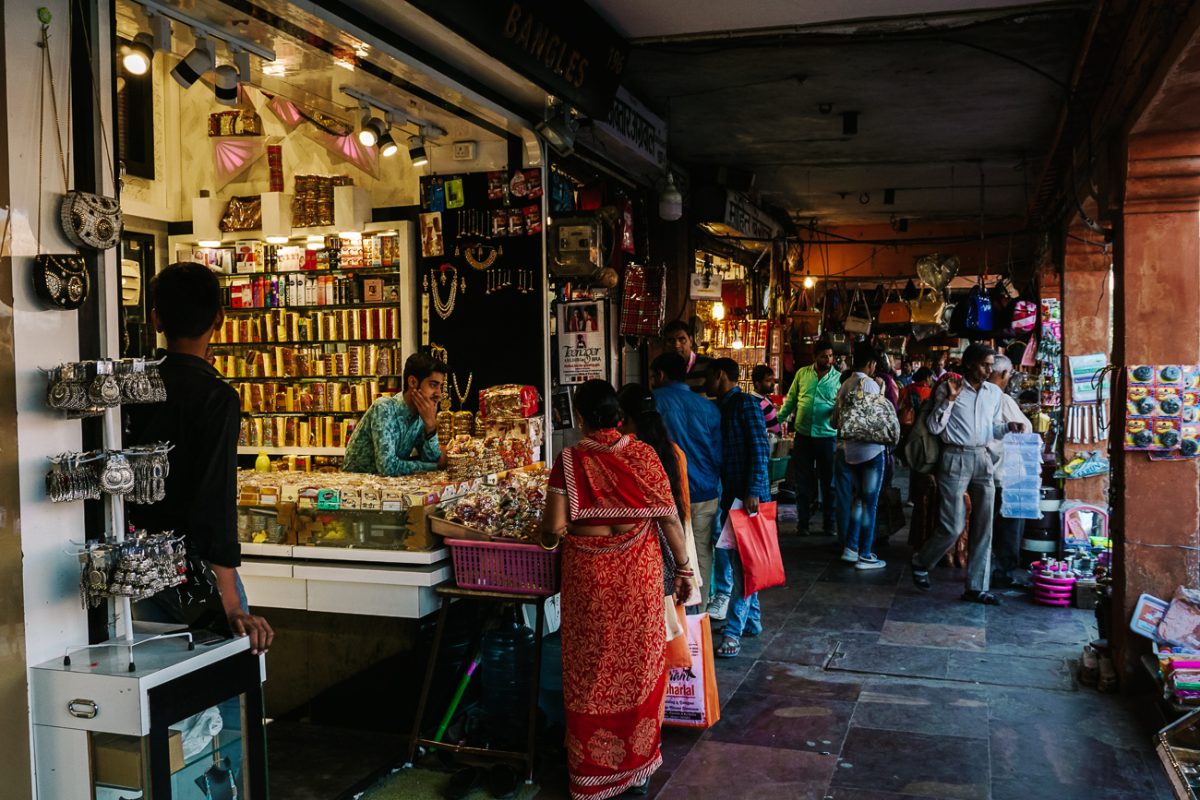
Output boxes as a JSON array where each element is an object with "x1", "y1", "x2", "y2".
[{"x1": 239, "y1": 558, "x2": 451, "y2": 618}]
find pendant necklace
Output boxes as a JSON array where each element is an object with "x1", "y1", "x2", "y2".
[
  {"x1": 430, "y1": 265, "x2": 458, "y2": 319},
  {"x1": 452, "y1": 371, "x2": 474, "y2": 408}
]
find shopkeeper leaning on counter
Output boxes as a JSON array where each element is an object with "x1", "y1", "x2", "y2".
[{"x1": 342, "y1": 353, "x2": 449, "y2": 475}]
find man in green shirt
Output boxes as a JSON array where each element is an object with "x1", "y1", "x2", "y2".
[
  {"x1": 779, "y1": 339, "x2": 841, "y2": 534},
  {"x1": 343, "y1": 353, "x2": 448, "y2": 475}
]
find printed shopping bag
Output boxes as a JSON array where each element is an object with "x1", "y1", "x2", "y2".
[
  {"x1": 729, "y1": 502, "x2": 786, "y2": 595},
  {"x1": 663, "y1": 613, "x2": 721, "y2": 729},
  {"x1": 665, "y1": 600, "x2": 692, "y2": 670}
]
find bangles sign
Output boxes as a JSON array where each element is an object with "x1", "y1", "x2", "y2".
[{"x1": 557, "y1": 300, "x2": 608, "y2": 384}]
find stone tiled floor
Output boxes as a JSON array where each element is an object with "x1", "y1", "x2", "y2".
[{"x1": 529, "y1": 520, "x2": 1175, "y2": 800}]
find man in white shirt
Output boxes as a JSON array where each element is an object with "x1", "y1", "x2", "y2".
[
  {"x1": 911, "y1": 344, "x2": 1026, "y2": 603},
  {"x1": 987, "y1": 355, "x2": 1034, "y2": 588}
]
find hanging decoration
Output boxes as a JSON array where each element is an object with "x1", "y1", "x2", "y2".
[
  {"x1": 302, "y1": 127, "x2": 380, "y2": 178},
  {"x1": 211, "y1": 138, "x2": 267, "y2": 189}
]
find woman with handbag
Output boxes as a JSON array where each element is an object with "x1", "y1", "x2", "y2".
[
  {"x1": 541, "y1": 380, "x2": 697, "y2": 799},
  {"x1": 830, "y1": 343, "x2": 898, "y2": 570}
]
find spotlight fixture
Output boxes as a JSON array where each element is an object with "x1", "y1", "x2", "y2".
[
  {"x1": 170, "y1": 34, "x2": 214, "y2": 89},
  {"x1": 408, "y1": 135, "x2": 428, "y2": 167},
  {"x1": 378, "y1": 130, "x2": 398, "y2": 158},
  {"x1": 536, "y1": 97, "x2": 578, "y2": 156},
  {"x1": 842, "y1": 111, "x2": 859, "y2": 136},
  {"x1": 212, "y1": 63, "x2": 239, "y2": 106},
  {"x1": 121, "y1": 33, "x2": 154, "y2": 76},
  {"x1": 358, "y1": 114, "x2": 386, "y2": 148},
  {"x1": 658, "y1": 172, "x2": 683, "y2": 221}
]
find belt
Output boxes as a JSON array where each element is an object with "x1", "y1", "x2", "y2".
[{"x1": 944, "y1": 443, "x2": 987, "y2": 451}]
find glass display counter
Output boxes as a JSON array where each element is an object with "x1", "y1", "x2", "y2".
[{"x1": 1157, "y1": 707, "x2": 1200, "y2": 799}]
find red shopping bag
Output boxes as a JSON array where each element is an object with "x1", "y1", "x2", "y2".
[{"x1": 729, "y1": 502, "x2": 785, "y2": 595}]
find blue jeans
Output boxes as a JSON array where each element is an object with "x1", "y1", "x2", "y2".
[
  {"x1": 721, "y1": 547, "x2": 761, "y2": 640},
  {"x1": 712, "y1": 508, "x2": 734, "y2": 597},
  {"x1": 834, "y1": 451, "x2": 885, "y2": 557}
]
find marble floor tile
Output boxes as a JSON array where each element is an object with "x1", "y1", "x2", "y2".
[
  {"x1": 657, "y1": 740, "x2": 839, "y2": 800},
  {"x1": 760, "y1": 629, "x2": 878, "y2": 667},
  {"x1": 788, "y1": 603, "x2": 891, "y2": 633},
  {"x1": 947, "y1": 651, "x2": 1075, "y2": 690},
  {"x1": 704, "y1": 691, "x2": 855, "y2": 753},
  {"x1": 852, "y1": 680, "x2": 990, "y2": 739},
  {"x1": 740, "y1": 660, "x2": 864, "y2": 702},
  {"x1": 879, "y1": 620, "x2": 987, "y2": 650},
  {"x1": 802, "y1": 581, "x2": 898, "y2": 609},
  {"x1": 830, "y1": 727, "x2": 990, "y2": 800},
  {"x1": 828, "y1": 642, "x2": 951, "y2": 680}
]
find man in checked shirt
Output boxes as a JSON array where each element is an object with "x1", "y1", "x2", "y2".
[{"x1": 705, "y1": 358, "x2": 772, "y2": 659}]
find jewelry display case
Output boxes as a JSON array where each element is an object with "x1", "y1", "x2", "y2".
[{"x1": 1157, "y1": 707, "x2": 1200, "y2": 799}]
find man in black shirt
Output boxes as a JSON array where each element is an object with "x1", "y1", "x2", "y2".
[
  {"x1": 126, "y1": 263, "x2": 273, "y2": 655},
  {"x1": 662, "y1": 320, "x2": 712, "y2": 393}
]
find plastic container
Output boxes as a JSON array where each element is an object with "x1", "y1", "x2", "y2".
[{"x1": 445, "y1": 538, "x2": 560, "y2": 595}]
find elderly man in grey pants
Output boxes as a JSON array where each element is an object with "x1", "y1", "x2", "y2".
[{"x1": 910, "y1": 344, "x2": 1026, "y2": 605}]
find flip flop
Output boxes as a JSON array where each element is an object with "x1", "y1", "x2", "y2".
[
  {"x1": 961, "y1": 590, "x2": 1001, "y2": 606},
  {"x1": 716, "y1": 636, "x2": 741, "y2": 658}
]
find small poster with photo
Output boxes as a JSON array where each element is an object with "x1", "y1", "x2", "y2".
[
  {"x1": 419, "y1": 212, "x2": 444, "y2": 258},
  {"x1": 556, "y1": 300, "x2": 607, "y2": 384}
]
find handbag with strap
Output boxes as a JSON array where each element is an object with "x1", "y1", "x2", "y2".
[
  {"x1": 898, "y1": 387, "x2": 920, "y2": 429},
  {"x1": 54, "y1": 12, "x2": 121, "y2": 250},
  {"x1": 788, "y1": 287, "x2": 822, "y2": 338},
  {"x1": 843, "y1": 288, "x2": 873, "y2": 336},
  {"x1": 909, "y1": 287, "x2": 946, "y2": 326},
  {"x1": 835, "y1": 376, "x2": 899, "y2": 446},
  {"x1": 877, "y1": 288, "x2": 911, "y2": 328},
  {"x1": 34, "y1": 21, "x2": 90, "y2": 310},
  {"x1": 904, "y1": 390, "x2": 944, "y2": 474},
  {"x1": 965, "y1": 274, "x2": 994, "y2": 335}
]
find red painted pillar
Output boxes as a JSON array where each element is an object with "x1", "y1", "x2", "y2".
[
  {"x1": 1061, "y1": 219, "x2": 1112, "y2": 506},
  {"x1": 1112, "y1": 132, "x2": 1200, "y2": 679}
]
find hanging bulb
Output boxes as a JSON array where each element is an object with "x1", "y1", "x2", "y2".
[
  {"x1": 659, "y1": 172, "x2": 683, "y2": 221},
  {"x1": 803, "y1": 275, "x2": 815, "y2": 289},
  {"x1": 712, "y1": 301, "x2": 726, "y2": 321},
  {"x1": 731, "y1": 338, "x2": 745, "y2": 351}
]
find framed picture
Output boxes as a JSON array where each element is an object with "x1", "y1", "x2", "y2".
[
  {"x1": 556, "y1": 300, "x2": 608, "y2": 384},
  {"x1": 363, "y1": 278, "x2": 383, "y2": 303},
  {"x1": 419, "y1": 211, "x2": 444, "y2": 257}
]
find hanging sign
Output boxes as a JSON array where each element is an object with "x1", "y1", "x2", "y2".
[
  {"x1": 695, "y1": 188, "x2": 781, "y2": 250},
  {"x1": 403, "y1": 0, "x2": 629, "y2": 119},
  {"x1": 557, "y1": 300, "x2": 608, "y2": 383},
  {"x1": 689, "y1": 273, "x2": 723, "y2": 300},
  {"x1": 592, "y1": 87, "x2": 668, "y2": 172}
]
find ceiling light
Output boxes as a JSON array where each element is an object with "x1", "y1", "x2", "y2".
[
  {"x1": 536, "y1": 97, "x2": 578, "y2": 156},
  {"x1": 198, "y1": 240, "x2": 222, "y2": 248},
  {"x1": 122, "y1": 33, "x2": 154, "y2": 76},
  {"x1": 265, "y1": 236, "x2": 290, "y2": 245},
  {"x1": 803, "y1": 275, "x2": 815, "y2": 289},
  {"x1": 408, "y1": 136, "x2": 428, "y2": 167},
  {"x1": 358, "y1": 114, "x2": 385, "y2": 148},
  {"x1": 659, "y1": 173, "x2": 683, "y2": 221},
  {"x1": 712, "y1": 301, "x2": 725, "y2": 321},
  {"x1": 378, "y1": 130, "x2": 398, "y2": 157},
  {"x1": 212, "y1": 64, "x2": 239, "y2": 106},
  {"x1": 170, "y1": 35, "x2": 214, "y2": 89}
]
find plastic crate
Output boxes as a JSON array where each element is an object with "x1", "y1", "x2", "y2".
[
  {"x1": 445, "y1": 538, "x2": 560, "y2": 596},
  {"x1": 768, "y1": 456, "x2": 790, "y2": 484}
]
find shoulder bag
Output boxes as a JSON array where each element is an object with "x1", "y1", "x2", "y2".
[
  {"x1": 909, "y1": 287, "x2": 946, "y2": 326},
  {"x1": 56, "y1": 12, "x2": 122, "y2": 250},
  {"x1": 964, "y1": 273, "x2": 994, "y2": 335},
  {"x1": 876, "y1": 288, "x2": 911, "y2": 328},
  {"x1": 34, "y1": 21, "x2": 89, "y2": 310},
  {"x1": 836, "y1": 377, "x2": 899, "y2": 446},
  {"x1": 843, "y1": 288, "x2": 873, "y2": 336},
  {"x1": 788, "y1": 287, "x2": 822, "y2": 339}
]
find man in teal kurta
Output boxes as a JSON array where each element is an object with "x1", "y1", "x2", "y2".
[
  {"x1": 779, "y1": 339, "x2": 842, "y2": 533},
  {"x1": 342, "y1": 353, "x2": 447, "y2": 476}
]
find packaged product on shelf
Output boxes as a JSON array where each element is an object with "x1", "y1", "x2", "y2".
[{"x1": 478, "y1": 384, "x2": 540, "y2": 419}]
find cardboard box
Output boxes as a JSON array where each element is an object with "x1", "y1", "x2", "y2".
[{"x1": 93, "y1": 730, "x2": 184, "y2": 789}]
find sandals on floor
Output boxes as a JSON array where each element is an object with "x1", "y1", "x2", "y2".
[
  {"x1": 961, "y1": 590, "x2": 1001, "y2": 606},
  {"x1": 716, "y1": 636, "x2": 742, "y2": 658}
]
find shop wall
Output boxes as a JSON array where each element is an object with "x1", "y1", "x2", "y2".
[{"x1": 123, "y1": 64, "x2": 510, "y2": 226}]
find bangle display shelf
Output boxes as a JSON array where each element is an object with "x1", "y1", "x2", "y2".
[{"x1": 31, "y1": 262, "x2": 266, "y2": 800}]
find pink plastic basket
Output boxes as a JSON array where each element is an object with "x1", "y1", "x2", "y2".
[{"x1": 445, "y1": 538, "x2": 561, "y2": 595}]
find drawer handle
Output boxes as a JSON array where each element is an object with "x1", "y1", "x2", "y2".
[{"x1": 67, "y1": 699, "x2": 98, "y2": 719}]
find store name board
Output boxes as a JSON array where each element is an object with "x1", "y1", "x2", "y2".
[
  {"x1": 592, "y1": 87, "x2": 667, "y2": 170},
  {"x1": 723, "y1": 192, "x2": 778, "y2": 242},
  {"x1": 696, "y1": 189, "x2": 780, "y2": 251},
  {"x1": 405, "y1": 0, "x2": 629, "y2": 119}
]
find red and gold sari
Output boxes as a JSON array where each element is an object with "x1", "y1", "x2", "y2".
[{"x1": 549, "y1": 429, "x2": 675, "y2": 800}]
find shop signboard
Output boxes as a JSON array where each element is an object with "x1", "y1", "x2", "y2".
[
  {"x1": 557, "y1": 300, "x2": 608, "y2": 384},
  {"x1": 591, "y1": 86, "x2": 668, "y2": 172},
  {"x1": 694, "y1": 187, "x2": 781, "y2": 250},
  {"x1": 689, "y1": 272, "x2": 723, "y2": 300},
  {"x1": 403, "y1": 0, "x2": 629, "y2": 119}
]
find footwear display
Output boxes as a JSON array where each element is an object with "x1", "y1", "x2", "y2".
[
  {"x1": 707, "y1": 593, "x2": 730, "y2": 621},
  {"x1": 841, "y1": 547, "x2": 860, "y2": 563},
  {"x1": 856, "y1": 555, "x2": 886, "y2": 570}
]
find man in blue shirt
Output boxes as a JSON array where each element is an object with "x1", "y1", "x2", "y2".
[
  {"x1": 706, "y1": 358, "x2": 772, "y2": 659},
  {"x1": 343, "y1": 353, "x2": 448, "y2": 475},
  {"x1": 651, "y1": 352, "x2": 722, "y2": 606}
]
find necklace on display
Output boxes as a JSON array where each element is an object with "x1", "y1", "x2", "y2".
[
  {"x1": 452, "y1": 371, "x2": 474, "y2": 407},
  {"x1": 464, "y1": 243, "x2": 502, "y2": 270},
  {"x1": 430, "y1": 265, "x2": 458, "y2": 319}
]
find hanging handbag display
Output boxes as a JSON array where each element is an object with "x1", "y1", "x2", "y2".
[
  {"x1": 833, "y1": 376, "x2": 900, "y2": 446},
  {"x1": 788, "y1": 287, "x2": 822, "y2": 339},
  {"x1": 965, "y1": 274, "x2": 994, "y2": 335},
  {"x1": 827, "y1": 331, "x2": 852, "y2": 356},
  {"x1": 55, "y1": 14, "x2": 122, "y2": 250},
  {"x1": 909, "y1": 287, "x2": 947, "y2": 326},
  {"x1": 843, "y1": 288, "x2": 873, "y2": 336},
  {"x1": 1011, "y1": 299, "x2": 1038, "y2": 333},
  {"x1": 34, "y1": 21, "x2": 89, "y2": 310},
  {"x1": 876, "y1": 288, "x2": 912, "y2": 328}
]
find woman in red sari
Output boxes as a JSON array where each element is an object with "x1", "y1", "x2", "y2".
[{"x1": 543, "y1": 380, "x2": 696, "y2": 800}]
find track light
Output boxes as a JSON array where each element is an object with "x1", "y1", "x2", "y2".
[
  {"x1": 122, "y1": 33, "x2": 154, "y2": 76},
  {"x1": 408, "y1": 136, "x2": 428, "y2": 167},
  {"x1": 358, "y1": 114, "x2": 385, "y2": 148},
  {"x1": 212, "y1": 64, "x2": 239, "y2": 106},
  {"x1": 378, "y1": 130, "x2": 398, "y2": 157},
  {"x1": 171, "y1": 34, "x2": 214, "y2": 89}
]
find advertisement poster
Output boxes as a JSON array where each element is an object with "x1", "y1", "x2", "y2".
[{"x1": 557, "y1": 301, "x2": 607, "y2": 384}]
